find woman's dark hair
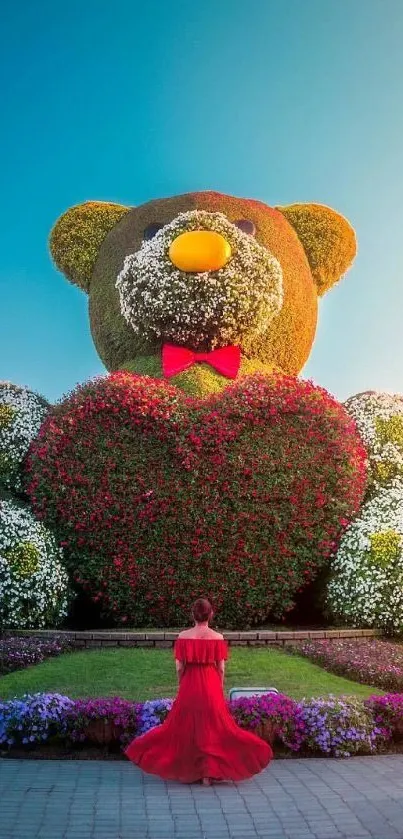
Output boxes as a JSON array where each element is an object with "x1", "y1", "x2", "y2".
[{"x1": 192, "y1": 597, "x2": 213, "y2": 623}]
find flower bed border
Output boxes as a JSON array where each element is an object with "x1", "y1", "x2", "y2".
[
  {"x1": 5, "y1": 627, "x2": 380, "y2": 649},
  {"x1": 288, "y1": 637, "x2": 403, "y2": 694},
  {"x1": 2, "y1": 690, "x2": 402, "y2": 761}
]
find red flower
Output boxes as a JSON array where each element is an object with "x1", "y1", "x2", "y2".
[{"x1": 25, "y1": 371, "x2": 367, "y2": 628}]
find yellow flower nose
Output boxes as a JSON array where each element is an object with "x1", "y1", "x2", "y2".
[{"x1": 168, "y1": 230, "x2": 232, "y2": 272}]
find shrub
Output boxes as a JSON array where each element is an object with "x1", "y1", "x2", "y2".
[
  {"x1": 344, "y1": 391, "x2": 403, "y2": 495},
  {"x1": 0, "y1": 635, "x2": 73, "y2": 675},
  {"x1": 299, "y1": 696, "x2": 388, "y2": 757},
  {"x1": 0, "y1": 499, "x2": 69, "y2": 629},
  {"x1": 0, "y1": 382, "x2": 49, "y2": 493},
  {"x1": 27, "y1": 371, "x2": 366, "y2": 627},
  {"x1": 0, "y1": 691, "x2": 398, "y2": 758},
  {"x1": 0, "y1": 693, "x2": 74, "y2": 748},
  {"x1": 326, "y1": 481, "x2": 403, "y2": 633},
  {"x1": 64, "y1": 697, "x2": 140, "y2": 746},
  {"x1": 229, "y1": 692, "x2": 305, "y2": 751},
  {"x1": 365, "y1": 694, "x2": 403, "y2": 739},
  {"x1": 290, "y1": 639, "x2": 403, "y2": 693}
]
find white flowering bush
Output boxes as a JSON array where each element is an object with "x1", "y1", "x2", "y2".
[
  {"x1": 116, "y1": 210, "x2": 283, "y2": 351},
  {"x1": 344, "y1": 391, "x2": 403, "y2": 494},
  {"x1": 0, "y1": 499, "x2": 69, "y2": 629},
  {"x1": 0, "y1": 382, "x2": 49, "y2": 492},
  {"x1": 327, "y1": 480, "x2": 403, "y2": 634}
]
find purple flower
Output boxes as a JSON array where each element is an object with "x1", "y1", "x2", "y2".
[
  {"x1": 64, "y1": 697, "x2": 141, "y2": 746},
  {"x1": 364, "y1": 693, "x2": 403, "y2": 740},
  {"x1": 0, "y1": 689, "x2": 399, "y2": 758},
  {"x1": 300, "y1": 695, "x2": 388, "y2": 757},
  {"x1": 290, "y1": 639, "x2": 403, "y2": 693},
  {"x1": 0, "y1": 693, "x2": 74, "y2": 747},
  {"x1": 137, "y1": 699, "x2": 174, "y2": 734},
  {"x1": 229, "y1": 692, "x2": 306, "y2": 751},
  {"x1": 0, "y1": 635, "x2": 73, "y2": 675}
]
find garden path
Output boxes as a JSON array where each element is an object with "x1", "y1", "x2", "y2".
[{"x1": 1, "y1": 755, "x2": 403, "y2": 839}]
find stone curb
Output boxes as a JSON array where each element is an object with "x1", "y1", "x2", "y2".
[{"x1": 5, "y1": 627, "x2": 381, "y2": 649}]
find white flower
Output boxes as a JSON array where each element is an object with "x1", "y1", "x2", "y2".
[
  {"x1": 327, "y1": 479, "x2": 403, "y2": 633},
  {"x1": 344, "y1": 391, "x2": 403, "y2": 493},
  {"x1": 116, "y1": 210, "x2": 283, "y2": 350},
  {"x1": 0, "y1": 499, "x2": 69, "y2": 629},
  {"x1": 0, "y1": 382, "x2": 49, "y2": 492}
]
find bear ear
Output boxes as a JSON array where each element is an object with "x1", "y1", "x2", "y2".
[
  {"x1": 49, "y1": 201, "x2": 130, "y2": 292},
  {"x1": 275, "y1": 203, "x2": 357, "y2": 296}
]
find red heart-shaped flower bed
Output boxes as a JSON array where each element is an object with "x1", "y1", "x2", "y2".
[{"x1": 27, "y1": 372, "x2": 366, "y2": 627}]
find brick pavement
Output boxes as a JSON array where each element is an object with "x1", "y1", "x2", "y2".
[{"x1": 1, "y1": 756, "x2": 403, "y2": 839}]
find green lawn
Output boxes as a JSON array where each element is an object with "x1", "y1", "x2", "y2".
[{"x1": 0, "y1": 647, "x2": 382, "y2": 701}]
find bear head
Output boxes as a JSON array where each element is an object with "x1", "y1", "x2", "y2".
[{"x1": 50, "y1": 191, "x2": 356, "y2": 395}]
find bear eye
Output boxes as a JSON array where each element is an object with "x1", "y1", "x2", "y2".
[
  {"x1": 143, "y1": 223, "x2": 164, "y2": 240},
  {"x1": 234, "y1": 219, "x2": 256, "y2": 236}
]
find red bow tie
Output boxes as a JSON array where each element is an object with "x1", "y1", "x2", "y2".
[{"x1": 162, "y1": 343, "x2": 241, "y2": 379}]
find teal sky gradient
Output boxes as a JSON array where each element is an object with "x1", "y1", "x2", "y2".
[{"x1": 1, "y1": 0, "x2": 402, "y2": 402}]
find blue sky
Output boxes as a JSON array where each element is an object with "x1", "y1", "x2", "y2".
[{"x1": 1, "y1": 0, "x2": 402, "y2": 403}]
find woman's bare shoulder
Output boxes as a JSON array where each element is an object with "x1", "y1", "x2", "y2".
[
  {"x1": 177, "y1": 628, "x2": 224, "y2": 639},
  {"x1": 203, "y1": 629, "x2": 225, "y2": 640}
]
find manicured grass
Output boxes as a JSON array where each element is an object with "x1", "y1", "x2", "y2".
[{"x1": 0, "y1": 647, "x2": 382, "y2": 701}]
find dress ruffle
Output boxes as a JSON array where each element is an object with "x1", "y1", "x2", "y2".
[{"x1": 174, "y1": 638, "x2": 228, "y2": 663}]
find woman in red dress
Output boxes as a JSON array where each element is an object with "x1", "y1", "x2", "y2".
[{"x1": 125, "y1": 598, "x2": 273, "y2": 785}]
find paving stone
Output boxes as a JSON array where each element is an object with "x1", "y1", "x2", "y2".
[
  {"x1": 8, "y1": 833, "x2": 41, "y2": 839},
  {"x1": 2, "y1": 756, "x2": 403, "y2": 839}
]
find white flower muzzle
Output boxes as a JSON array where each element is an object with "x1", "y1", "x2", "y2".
[{"x1": 116, "y1": 211, "x2": 283, "y2": 351}]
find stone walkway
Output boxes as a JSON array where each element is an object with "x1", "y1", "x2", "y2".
[{"x1": 1, "y1": 756, "x2": 403, "y2": 839}]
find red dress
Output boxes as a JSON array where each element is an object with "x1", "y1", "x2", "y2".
[{"x1": 125, "y1": 638, "x2": 273, "y2": 783}]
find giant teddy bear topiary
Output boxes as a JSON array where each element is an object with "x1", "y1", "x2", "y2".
[{"x1": 25, "y1": 191, "x2": 366, "y2": 628}]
